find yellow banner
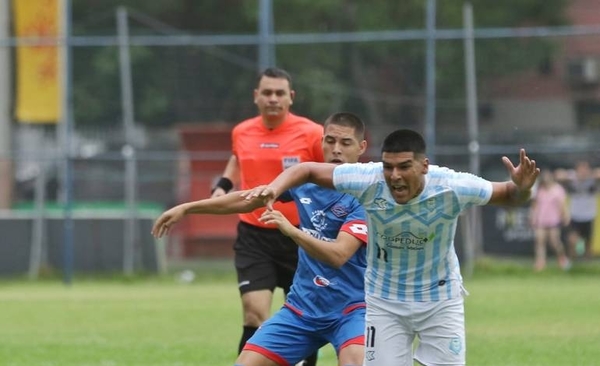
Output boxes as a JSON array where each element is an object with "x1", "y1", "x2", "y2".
[{"x1": 14, "y1": 0, "x2": 62, "y2": 123}]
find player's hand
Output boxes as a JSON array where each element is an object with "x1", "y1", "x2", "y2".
[
  {"x1": 151, "y1": 205, "x2": 186, "y2": 238},
  {"x1": 240, "y1": 185, "x2": 277, "y2": 210},
  {"x1": 502, "y1": 148, "x2": 540, "y2": 191},
  {"x1": 259, "y1": 209, "x2": 295, "y2": 236}
]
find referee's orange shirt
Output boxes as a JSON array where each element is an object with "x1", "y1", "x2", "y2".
[{"x1": 232, "y1": 113, "x2": 324, "y2": 228}]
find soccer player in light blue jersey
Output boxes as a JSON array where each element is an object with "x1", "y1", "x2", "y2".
[
  {"x1": 152, "y1": 112, "x2": 370, "y2": 366},
  {"x1": 244, "y1": 129, "x2": 540, "y2": 366}
]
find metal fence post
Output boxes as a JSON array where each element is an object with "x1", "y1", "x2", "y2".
[{"x1": 118, "y1": 7, "x2": 138, "y2": 276}]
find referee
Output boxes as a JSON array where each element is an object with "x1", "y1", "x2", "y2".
[{"x1": 211, "y1": 67, "x2": 323, "y2": 366}]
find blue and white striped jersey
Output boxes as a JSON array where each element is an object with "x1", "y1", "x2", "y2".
[{"x1": 333, "y1": 162, "x2": 493, "y2": 302}]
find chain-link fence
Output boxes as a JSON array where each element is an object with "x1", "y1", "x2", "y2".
[{"x1": 1, "y1": 1, "x2": 600, "y2": 277}]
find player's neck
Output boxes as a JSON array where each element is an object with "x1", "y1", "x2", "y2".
[{"x1": 261, "y1": 115, "x2": 286, "y2": 130}]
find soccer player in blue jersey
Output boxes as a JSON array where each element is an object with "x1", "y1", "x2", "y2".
[
  {"x1": 152, "y1": 112, "x2": 369, "y2": 366},
  {"x1": 244, "y1": 129, "x2": 540, "y2": 366}
]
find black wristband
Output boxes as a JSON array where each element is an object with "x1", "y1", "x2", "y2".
[{"x1": 211, "y1": 177, "x2": 233, "y2": 194}]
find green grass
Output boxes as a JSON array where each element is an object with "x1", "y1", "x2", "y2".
[
  {"x1": 0, "y1": 260, "x2": 599, "y2": 365},
  {"x1": 465, "y1": 275, "x2": 600, "y2": 366}
]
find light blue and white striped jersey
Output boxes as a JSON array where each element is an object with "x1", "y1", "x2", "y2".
[{"x1": 333, "y1": 162, "x2": 493, "y2": 302}]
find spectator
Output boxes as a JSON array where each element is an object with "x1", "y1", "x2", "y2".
[
  {"x1": 529, "y1": 169, "x2": 570, "y2": 271},
  {"x1": 555, "y1": 160, "x2": 600, "y2": 260}
]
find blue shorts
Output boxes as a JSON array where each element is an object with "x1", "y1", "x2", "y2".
[{"x1": 243, "y1": 305, "x2": 365, "y2": 366}]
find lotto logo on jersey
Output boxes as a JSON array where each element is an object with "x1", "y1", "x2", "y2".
[
  {"x1": 343, "y1": 221, "x2": 368, "y2": 243},
  {"x1": 282, "y1": 156, "x2": 300, "y2": 170},
  {"x1": 260, "y1": 142, "x2": 279, "y2": 149}
]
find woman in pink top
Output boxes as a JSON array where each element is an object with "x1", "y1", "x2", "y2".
[{"x1": 529, "y1": 169, "x2": 570, "y2": 271}]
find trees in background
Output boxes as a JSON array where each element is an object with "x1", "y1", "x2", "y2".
[{"x1": 69, "y1": 0, "x2": 567, "y2": 135}]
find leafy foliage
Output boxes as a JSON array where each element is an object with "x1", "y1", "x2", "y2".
[{"x1": 68, "y1": 0, "x2": 568, "y2": 132}]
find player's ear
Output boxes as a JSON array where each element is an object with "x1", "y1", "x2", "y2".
[
  {"x1": 359, "y1": 140, "x2": 367, "y2": 156},
  {"x1": 421, "y1": 157, "x2": 430, "y2": 174},
  {"x1": 289, "y1": 90, "x2": 295, "y2": 105},
  {"x1": 253, "y1": 89, "x2": 259, "y2": 104}
]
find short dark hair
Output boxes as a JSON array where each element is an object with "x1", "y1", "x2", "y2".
[
  {"x1": 381, "y1": 129, "x2": 426, "y2": 155},
  {"x1": 257, "y1": 67, "x2": 293, "y2": 88},
  {"x1": 323, "y1": 112, "x2": 366, "y2": 140}
]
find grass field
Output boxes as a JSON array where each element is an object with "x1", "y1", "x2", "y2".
[{"x1": 0, "y1": 259, "x2": 599, "y2": 366}]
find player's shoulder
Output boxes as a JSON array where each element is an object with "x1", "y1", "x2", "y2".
[
  {"x1": 427, "y1": 165, "x2": 491, "y2": 195},
  {"x1": 232, "y1": 116, "x2": 262, "y2": 133},
  {"x1": 297, "y1": 183, "x2": 363, "y2": 212},
  {"x1": 428, "y1": 164, "x2": 466, "y2": 180},
  {"x1": 336, "y1": 161, "x2": 382, "y2": 174}
]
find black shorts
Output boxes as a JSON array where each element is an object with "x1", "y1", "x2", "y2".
[
  {"x1": 568, "y1": 220, "x2": 593, "y2": 241},
  {"x1": 233, "y1": 221, "x2": 299, "y2": 295}
]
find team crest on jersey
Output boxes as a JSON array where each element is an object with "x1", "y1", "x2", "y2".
[
  {"x1": 331, "y1": 204, "x2": 348, "y2": 217},
  {"x1": 260, "y1": 142, "x2": 279, "y2": 149},
  {"x1": 426, "y1": 197, "x2": 437, "y2": 211},
  {"x1": 310, "y1": 210, "x2": 327, "y2": 231},
  {"x1": 313, "y1": 275, "x2": 331, "y2": 287},
  {"x1": 449, "y1": 337, "x2": 462, "y2": 355},
  {"x1": 282, "y1": 156, "x2": 300, "y2": 170}
]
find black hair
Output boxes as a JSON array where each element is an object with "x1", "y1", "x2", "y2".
[
  {"x1": 257, "y1": 67, "x2": 293, "y2": 89},
  {"x1": 381, "y1": 129, "x2": 426, "y2": 155},
  {"x1": 323, "y1": 112, "x2": 366, "y2": 140}
]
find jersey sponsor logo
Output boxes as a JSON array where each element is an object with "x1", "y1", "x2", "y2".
[
  {"x1": 331, "y1": 203, "x2": 348, "y2": 217},
  {"x1": 300, "y1": 227, "x2": 334, "y2": 242},
  {"x1": 313, "y1": 275, "x2": 331, "y2": 287},
  {"x1": 282, "y1": 156, "x2": 300, "y2": 170},
  {"x1": 260, "y1": 142, "x2": 279, "y2": 149},
  {"x1": 378, "y1": 232, "x2": 435, "y2": 250},
  {"x1": 299, "y1": 197, "x2": 312, "y2": 204}
]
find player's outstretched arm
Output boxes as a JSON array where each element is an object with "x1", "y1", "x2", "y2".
[
  {"x1": 242, "y1": 162, "x2": 337, "y2": 208},
  {"x1": 151, "y1": 191, "x2": 265, "y2": 238},
  {"x1": 259, "y1": 209, "x2": 364, "y2": 268},
  {"x1": 489, "y1": 148, "x2": 540, "y2": 206}
]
